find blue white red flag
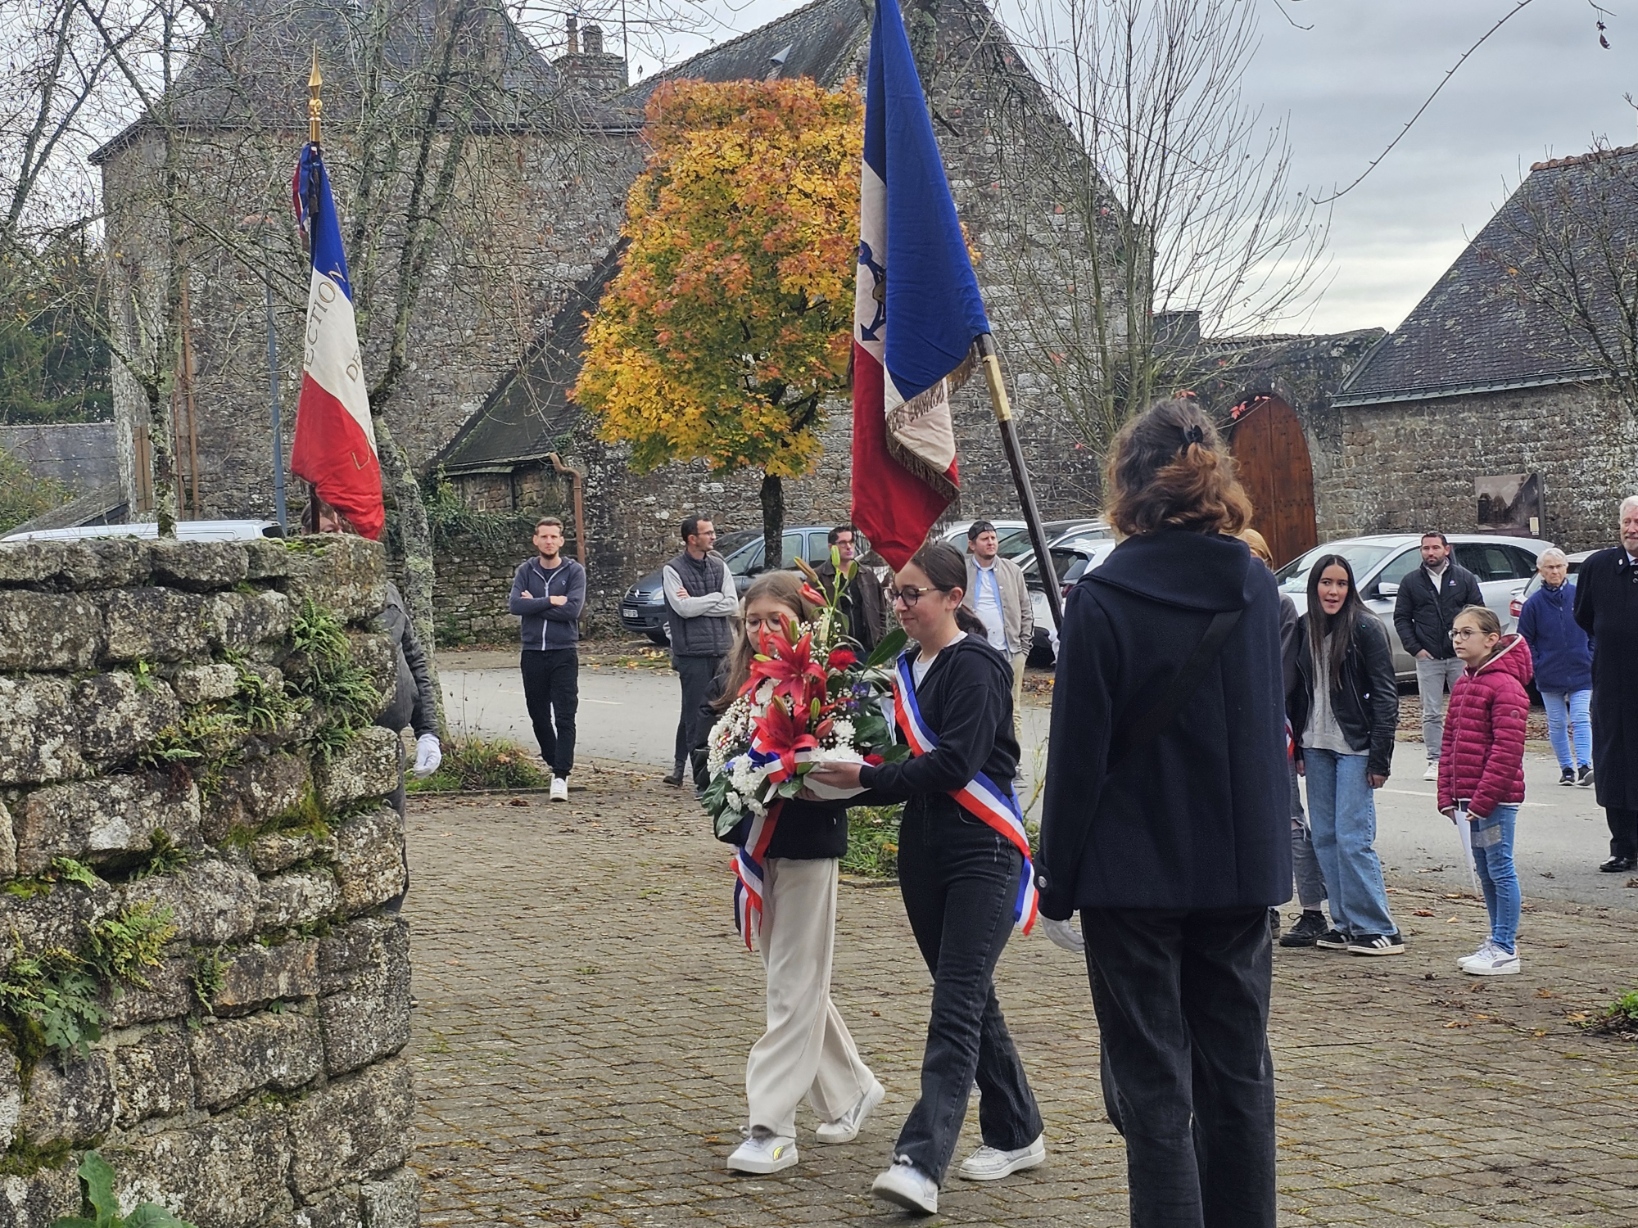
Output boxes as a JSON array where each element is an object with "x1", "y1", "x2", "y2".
[
  {"x1": 291, "y1": 143, "x2": 384, "y2": 540},
  {"x1": 852, "y1": 0, "x2": 991, "y2": 570}
]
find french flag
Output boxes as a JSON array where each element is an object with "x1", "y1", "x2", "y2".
[
  {"x1": 291, "y1": 143, "x2": 384, "y2": 540},
  {"x1": 851, "y1": 0, "x2": 991, "y2": 570}
]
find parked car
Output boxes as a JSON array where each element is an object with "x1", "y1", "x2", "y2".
[
  {"x1": 1019, "y1": 535, "x2": 1117, "y2": 666},
  {"x1": 938, "y1": 519, "x2": 1033, "y2": 558},
  {"x1": 1273, "y1": 534, "x2": 1552, "y2": 682},
  {"x1": 1509, "y1": 549, "x2": 1594, "y2": 620},
  {"x1": 619, "y1": 525, "x2": 872, "y2": 644},
  {"x1": 3, "y1": 519, "x2": 280, "y2": 543}
]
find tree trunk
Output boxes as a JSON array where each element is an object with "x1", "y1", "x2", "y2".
[
  {"x1": 759, "y1": 472, "x2": 784, "y2": 574},
  {"x1": 145, "y1": 382, "x2": 178, "y2": 537},
  {"x1": 374, "y1": 413, "x2": 445, "y2": 736}
]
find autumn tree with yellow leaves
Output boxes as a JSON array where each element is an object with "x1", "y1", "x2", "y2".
[{"x1": 573, "y1": 77, "x2": 863, "y2": 566}]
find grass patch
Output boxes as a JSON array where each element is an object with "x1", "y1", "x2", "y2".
[
  {"x1": 842, "y1": 805, "x2": 902, "y2": 879},
  {"x1": 408, "y1": 738, "x2": 551, "y2": 793},
  {"x1": 1580, "y1": 989, "x2": 1638, "y2": 1037}
]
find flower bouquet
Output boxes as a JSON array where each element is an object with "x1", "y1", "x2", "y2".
[{"x1": 700, "y1": 557, "x2": 907, "y2": 841}]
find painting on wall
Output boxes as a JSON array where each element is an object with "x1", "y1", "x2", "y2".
[{"x1": 1475, "y1": 473, "x2": 1542, "y2": 536}]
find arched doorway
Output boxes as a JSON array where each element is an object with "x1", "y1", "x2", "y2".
[{"x1": 1229, "y1": 396, "x2": 1317, "y2": 568}]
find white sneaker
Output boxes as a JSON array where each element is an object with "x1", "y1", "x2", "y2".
[
  {"x1": 1456, "y1": 939, "x2": 1496, "y2": 970},
  {"x1": 1423, "y1": 761, "x2": 1439, "y2": 782},
  {"x1": 725, "y1": 1131, "x2": 798, "y2": 1174},
  {"x1": 871, "y1": 1158, "x2": 938, "y2": 1214},
  {"x1": 957, "y1": 1134, "x2": 1047, "y2": 1181},
  {"x1": 550, "y1": 776, "x2": 569, "y2": 802},
  {"x1": 815, "y1": 1078, "x2": 884, "y2": 1144},
  {"x1": 1463, "y1": 943, "x2": 1520, "y2": 976}
]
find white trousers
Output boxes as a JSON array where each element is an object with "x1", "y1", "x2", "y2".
[{"x1": 746, "y1": 856, "x2": 874, "y2": 1137}]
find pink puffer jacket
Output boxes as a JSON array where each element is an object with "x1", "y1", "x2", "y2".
[{"x1": 1437, "y1": 634, "x2": 1533, "y2": 818}]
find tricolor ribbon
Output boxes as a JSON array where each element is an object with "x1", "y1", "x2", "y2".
[
  {"x1": 892, "y1": 653, "x2": 1038, "y2": 934},
  {"x1": 730, "y1": 740, "x2": 785, "y2": 950}
]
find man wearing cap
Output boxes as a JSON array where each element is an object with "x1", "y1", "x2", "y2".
[{"x1": 962, "y1": 519, "x2": 1033, "y2": 739}]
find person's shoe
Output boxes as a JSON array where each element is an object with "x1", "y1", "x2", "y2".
[
  {"x1": 1348, "y1": 931, "x2": 1405, "y2": 956},
  {"x1": 1578, "y1": 764, "x2": 1594, "y2": 787},
  {"x1": 662, "y1": 767, "x2": 684, "y2": 787},
  {"x1": 815, "y1": 1078, "x2": 885, "y2": 1144},
  {"x1": 1457, "y1": 938, "x2": 1497, "y2": 970},
  {"x1": 1600, "y1": 856, "x2": 1636, "y2": 873},
  {"x1": 1279, "y1": 911, "x2": 1329, "y2": 948},
  {"x1": 872, "y1": 1158, "x2": 938, "y2": 1214},
  {"x1": 725, "y1": 1130, "x2": 798, "y2": 1175},
  {"x1": 550, "y1": 776, "x2": 569, "y2": 802},
  {"x1": 1559, "y1": 766, "x2": 1577, "y2": 787},
  {"x1": 1267, "y1": 907, "x2": 1281, "y2": 939},
  {"x1": 1423, "y1": 761, "x2": 1439, "y2": 782},
  {"x1": 1463, "y1": 943, "x2": 1520, "y2": 976},
  {"x1": 957, "y1": 1134, "x2": 1046, "y2": 1181},
  {"x1": 1314, "y1": 928, "x2": 1351, "y2": 951}
]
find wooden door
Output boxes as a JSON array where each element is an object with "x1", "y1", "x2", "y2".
[{"x1": 1229, "y1": 397, "x2": 1317, "y2": 568}]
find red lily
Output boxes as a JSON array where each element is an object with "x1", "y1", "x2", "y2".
[
  {"x1": 753, "y1": 697, "x2": 818, "y2": 782},
  {"x1": 747, "y1": 623, "x2": 829, "y2": 711}
]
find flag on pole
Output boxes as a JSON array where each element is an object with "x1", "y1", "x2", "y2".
[
  {"x1": 851, "y1": 0, "x2": 990, "y2": 570},
  {"x1": 291, "y1": 143, "x2": 384, "y2": 540}
]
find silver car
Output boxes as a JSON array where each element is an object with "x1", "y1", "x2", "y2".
[{"x1": 1274, "y1": 534, "x2": 1553, "y2": 681}]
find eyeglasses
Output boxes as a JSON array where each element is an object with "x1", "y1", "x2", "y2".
[
  {"x1": 1449, "y1": 627, "x2": 1485, "y2": 641},
  {"x1": 886, "y1": 584, "x2": 945, "y2": 606}
]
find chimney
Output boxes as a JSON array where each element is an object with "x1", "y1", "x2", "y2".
[
  {"x1": 583, "y1": 23, "x2": 603, "y2": 55},
  {"x1": 554, "y1": 17, "x2": 628, "y2": 97},
  {"x1": 565, "y1": 14, "x2": 579, "y2": 55}
]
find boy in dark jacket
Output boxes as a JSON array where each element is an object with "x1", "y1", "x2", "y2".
[{"x1": 509, "y1": 517, "x2": 586, "y2": 800}]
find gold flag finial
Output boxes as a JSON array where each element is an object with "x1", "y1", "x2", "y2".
[{"x1": 307, "y1": 46, "x2": 323, "y2": 145}]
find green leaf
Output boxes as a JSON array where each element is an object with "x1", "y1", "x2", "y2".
[
  {"x1": 881, "y1": 744, "x2": 910, "y2": 763},
  {"x1": 864, "y1": 627, "x2": 907, "y2": 670},
  {"x1": 78, "y1": 1151, "x2": 117, "y2": 1224},
  {"x1": 49, "y1": 1218, "x2": 97, "y2": 1228},
  {"x1": 125, "y1": 1204, "x2": 198, "y2": 1227}
]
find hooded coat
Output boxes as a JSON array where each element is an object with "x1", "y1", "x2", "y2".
[
  {"x1": 1574, "y1": 547, "x2": 1638, "y2": 810},
  {"x1": 1036, "y1": 529, "x2": 1290, "y2": 916},
  {"x1": 1436, "y1": 634, "x2": 1534, "y2": 819}
]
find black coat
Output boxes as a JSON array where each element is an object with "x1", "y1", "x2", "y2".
[
  {"x1": 1036, "y1": 529, "x2": 1290, "y2": 916},
  {"x1": 692, "y1": 670, "x2": 848, "y2": 860},
  {"x1": 1574, "y1": 548, "x2": 1638, "y2": 809},
  {"x1": 1287, "y1": 612, "x2": 1400, "y2": 780},
  {"x1": 1392, "y1": 562, "x2": 1484, "y2": 660}
]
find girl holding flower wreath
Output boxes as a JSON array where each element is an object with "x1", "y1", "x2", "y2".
[{"x1": 693, "y1": 570, "x2": 883, "y2": 1176}]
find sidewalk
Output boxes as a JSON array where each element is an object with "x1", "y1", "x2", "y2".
[{"x1": 404, "y1": 763, "x2": 1638, "y2": 1226}]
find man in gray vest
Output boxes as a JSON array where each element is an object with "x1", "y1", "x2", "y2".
[{"x1": 662, "y1": 514, "x2": 738, "y2": 785}]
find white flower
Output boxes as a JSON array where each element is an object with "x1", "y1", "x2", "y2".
[{"x1": 828, "y1": 717, "x2": 856, "y2": 748}]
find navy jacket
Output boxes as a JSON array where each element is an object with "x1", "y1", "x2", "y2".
[
  {"x1": 1037, "y1": 529, "x2": 1290, "y2": 915},
  {"x1": 1574, "y1": 549, "x2": 1638, "y2": 808},
  {"x1": 509, "y1": 557, "x2": 586, "y2": 650},
  {"x1": 1393, "y1": 562, "x2": 1483, "y2": 660},
  {"x1": 1518, "y1": 580, "x2": 1592, "y2": 693}
]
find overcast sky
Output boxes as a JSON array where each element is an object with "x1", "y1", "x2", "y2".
[{"x1": 611, "y1": 0, "x2": 1635, "y2": 334}]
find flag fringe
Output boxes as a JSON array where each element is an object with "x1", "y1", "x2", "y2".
[{"x1": 883, "y1": 346, "x2": 975, "y2": 500}]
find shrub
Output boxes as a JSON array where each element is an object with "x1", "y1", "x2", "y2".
[
  {"x1": 842, "y1": 805, "x2": 901, "y2": 879},
  {"x1": 407, "y1": 737, "x2": 551, "y2": 792}
]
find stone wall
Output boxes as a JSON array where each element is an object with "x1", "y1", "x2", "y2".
[
  {"x1": 1319, "y1": 382, "x2": 1638, "y2": 553},
  {"x1": 0, "y1": 535, "x2": 416, "y2": 1226}
]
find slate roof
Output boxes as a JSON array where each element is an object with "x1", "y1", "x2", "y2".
[
  {"x1": 92, "y1": 0, "x2": 565, "y2": 163},
  {"x1": 436, "y1": 242, "x2": 626, "y2": 473},
  {"x1": 1335, "y1": 145, "x2": 1638, "y2": 406}
]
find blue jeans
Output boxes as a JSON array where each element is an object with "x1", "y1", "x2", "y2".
[
  {"x1": 1469, "y1": 804, "x2": 1520, "y2": 952},
  {"x1": 1540, "y1": 688, "x2": 1592, "y2": 771},
  {"x1": 1304, "y1": 750, "x2": 1397, "y2": 938}
]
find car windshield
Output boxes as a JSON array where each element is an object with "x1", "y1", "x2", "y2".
[
  {"x1": 1274, "y1": 541, "x2": 1400, "y2": 595},
  {"x1": 996, "y1": 528, "x2": 1034, "y2": 558}
]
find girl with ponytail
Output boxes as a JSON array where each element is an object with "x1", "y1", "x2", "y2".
[{"x1": 805, "y1": 541, "x2": 1043, "y2": 1214}]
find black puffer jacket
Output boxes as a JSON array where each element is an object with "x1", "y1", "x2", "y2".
[
  {"x1": 1287, "y1": 612, "x2": 1400, "y2": 780},
  {"x1": 1392, "y1": 562, "x2": 1483, "y2": 660}
]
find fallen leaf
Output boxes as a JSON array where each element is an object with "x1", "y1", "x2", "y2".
[
  {"x1": 1446, "y1": 916, "x2": 1460, "y2": 923},
  {"x1": 1536, "y1": 988, "x2": 1556, "y2": 999},
  {"x1": 1412, "y1": 909, "x2": 1435, "y2": 917},
  {"x1": 1443, "y1": 1020, "x2": 1471, "y2": 1029}
]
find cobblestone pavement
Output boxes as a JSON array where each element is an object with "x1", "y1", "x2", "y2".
[{"x1": 404, "y1": 763, "x2": 1638, "y2": 1226}]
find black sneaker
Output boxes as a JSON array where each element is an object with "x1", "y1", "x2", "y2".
[
  {"x1": 1268, "y1": 907, "x2": 1281, "y2": 939},
  {"x1": 1347, "y1": 932, "x2": 1405, "y2": 956},
  {"x1": 1559, "y1": 767, "x2": 1576, "y2": 787},
  {"x1": 1314, "y1": 928, "x2": 1351, "y2": 951},
  {"x1": 1600, "y1": 855, "x2": 1635, "y2": 873},
  {"x1": 1578, "y1": 765, "x2": 1594, "y2": 787},
  {"x1": 662, "y1": 768, "x2": 684, "y2": 787},
  {"x1": 1279, "y1": 911, "x2": 1329, "y2": 948}
]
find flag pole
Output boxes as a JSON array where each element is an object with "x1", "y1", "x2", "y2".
[{"x1": 976, "y1": 332, "x2": 1062, "y2": 630}]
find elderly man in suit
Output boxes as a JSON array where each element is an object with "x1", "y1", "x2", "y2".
[{"x1": 1574, "y1": 495, "x2": 1638, "y2": 873}]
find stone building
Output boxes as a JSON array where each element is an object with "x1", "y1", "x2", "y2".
[{"x1": 1322, "y1": 146, "x2": 1638, "y2": 552}]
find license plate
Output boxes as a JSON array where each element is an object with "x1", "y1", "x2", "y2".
[{"x1": 621, "y1": 606, "x2": 641, "y2": 620}]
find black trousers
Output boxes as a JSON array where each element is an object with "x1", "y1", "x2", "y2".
[
  {"x1": 895, "y1": 803, "x2": 1042, "y2": 1183},
  {"x1": 672, "y1": 654, "x2": 722, "y2": 771},
  {"x1": 521, "y1": 649, "x2": 579, "y2": 777},
  {"x1": 1608, "y1": 807, "x2": 1638, "y2": 860},
  {"x1": 1081, "y1": 907, "x2": 1276, "y2": 1228}
]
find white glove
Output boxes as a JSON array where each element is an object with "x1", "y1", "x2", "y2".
[
  {"x1": 1041, "y1": 915, "x2": 1085, "y2": 954},
  {"x1": 413, "y1": 733, "x2": 442, "y2": 778}
]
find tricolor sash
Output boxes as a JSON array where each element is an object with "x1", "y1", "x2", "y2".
[
  {"x1": 729, "y1": 732, "x2": 805, "y2": 950},
  {"x1": 892, "y1": 653, "x2": 1038, "y2": 933}
]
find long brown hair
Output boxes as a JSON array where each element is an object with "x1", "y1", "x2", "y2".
[
  {"x1": 1305, "y1": 553, "x2": 1367, "y2": 681},
  {"x1": 1105, "y1": 398, "x2": 1253, "y2": 538},
  {"x1": 712, "y1": 571, "x2": 820, "y2": 711},
  {"x1": 908, "y1": 541, "x2": 987, "y2": 637}
]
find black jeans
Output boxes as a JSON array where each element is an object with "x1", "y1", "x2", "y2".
[
  {"x1": 895, "y1": 802, "x2": 1042, "y2": 1182},
  {"x1": 1608, "y1": 807, "x2": 1638, "y2": 860},
  {"x1": 672, "y1": 654, "x2": 722, "y2": 771},
  {"x1": 1081, "y1": 907, "x2": 1276, "y2": 1228},
  {"x1": 521, "y1": 649, "x2": 579, "y2": 777}
]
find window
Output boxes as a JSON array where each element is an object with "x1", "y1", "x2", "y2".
[
  {"x1": 1505, "y1": 545, "x2": 1542, "y2": 579},
  {"x1": 779, "y1": 532, "x2": 805, "y2": 568},
  {"x1": 1374, "y1": 548, "x2": 1421, "y2": 592},
  {"x1": 1453, "y1": 543, "x2": 1519, "y2": 583}
]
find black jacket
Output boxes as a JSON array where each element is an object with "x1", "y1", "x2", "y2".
[
  {"x1": 1036, "y1": 529, "x2": 1290, "y2": 916},
  {"x1": 1393, "y1": 561, "x2": 1483, "y2": 660},
  {"x1": 691, "y1": 670, "x2": 847, "y2": 860},
  {"x1": 376, "y1": 582, "x2": 437, "y2": 739},
  {"x1": 856, "y1": 635, "x2": 1019, "y2": 824},
  {"x1": 1574, "y1": 548, "x2": 1638, "y2": 808},
  {"x1": 816, "y1": 560, "x2": 888, "y2": 653},
  {"x1": 1287, "y1": 612, "x2": 1399, "y2": 780}
]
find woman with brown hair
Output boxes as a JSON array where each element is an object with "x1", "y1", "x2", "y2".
[{"x1": 1037, "y1": 398, "x2": 1289, "y2": 1228}]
